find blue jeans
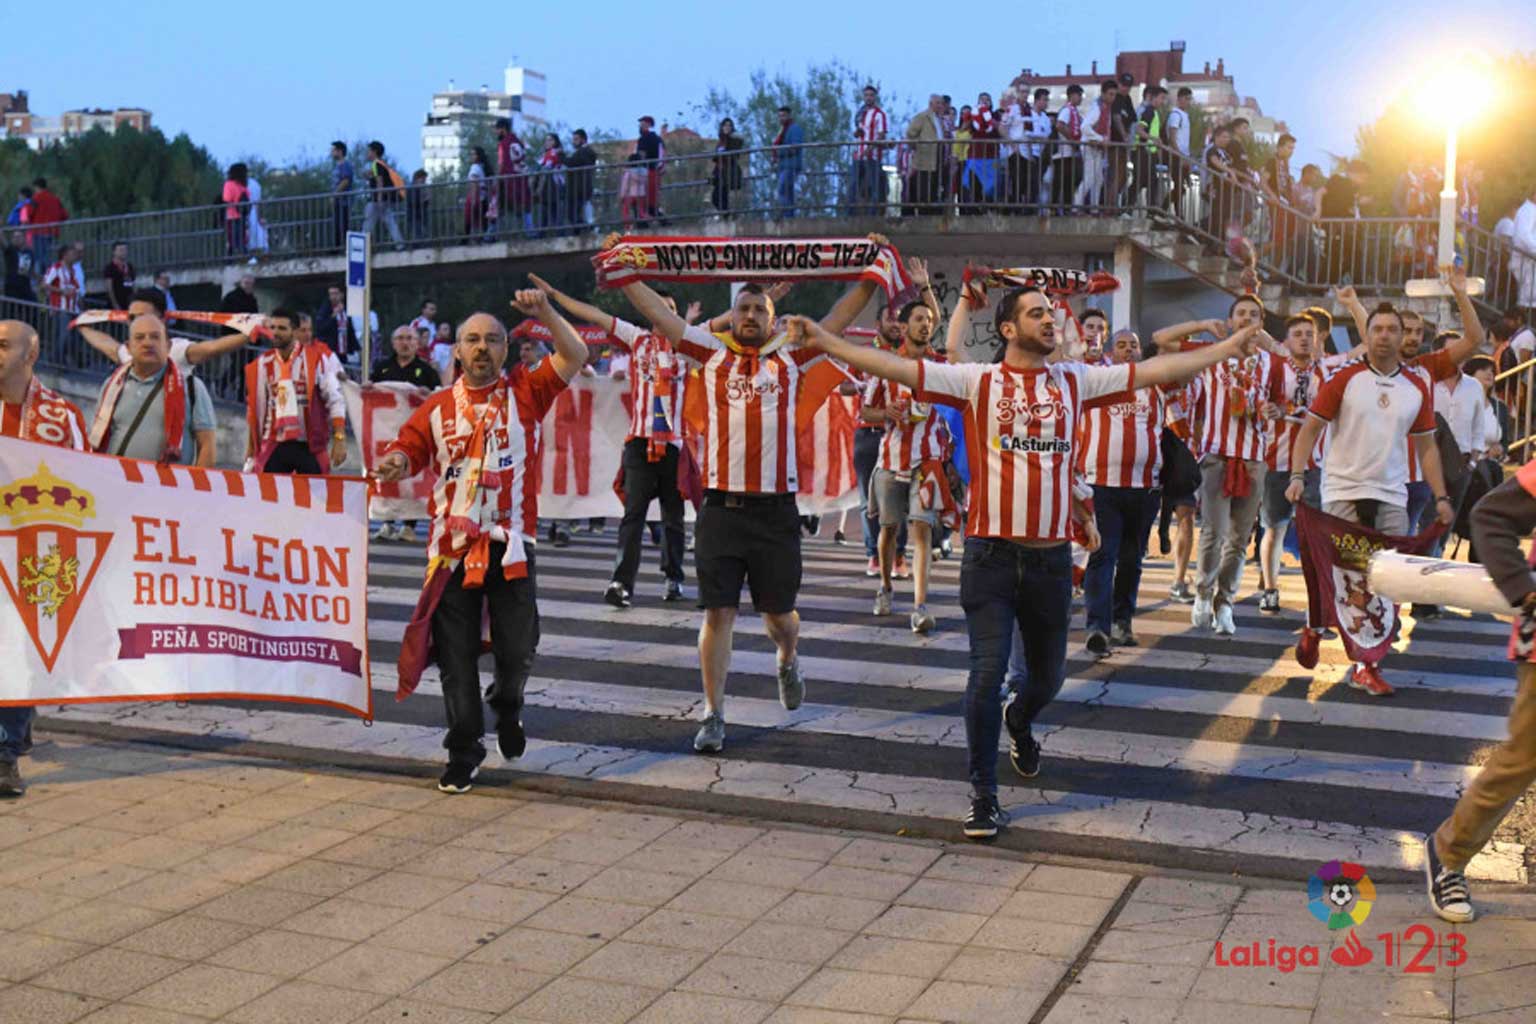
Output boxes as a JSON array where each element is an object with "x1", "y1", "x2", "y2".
[
  {"x1": 1083, "y1": 486, "x2": 1161, "y2": 634},
  {"x1": 1406, "y1": 480, "x2": 1433, "y2": 537},
  {"x1": 776, "y1": 167, "x2": 797, "y2": 218},
  {"x1": 0, "y1": 706, "x2": 34, "y2": 763},
  {"x1": 961, "y1": 539, "x2": 1073, "y2": 797},
  {"x1": 853, "y1": 158, "x2": 883, "y2": 214}
]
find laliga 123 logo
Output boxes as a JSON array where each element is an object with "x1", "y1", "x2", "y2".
[{"x1": 0, "y1": 463, "x2": 113, "y2": 671}]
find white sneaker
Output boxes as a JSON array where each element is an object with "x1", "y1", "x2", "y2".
[
  {"x1": 873, "y1": 588, "x2": 893, "y2": 616},
  {"x1": 911, "y1": 605, "x2": 936, "y2": 634},
  {"x1": 1191, "y1": 596, "x2": 1214, "y2": 630},
  {"x1": 1214, "y1": 604, "x2": 1236, "y2": 635}
]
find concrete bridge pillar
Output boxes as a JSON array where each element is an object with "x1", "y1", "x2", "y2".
[{"x1": 1112, "y1": 239, "x2": 1144, "y2": 335}]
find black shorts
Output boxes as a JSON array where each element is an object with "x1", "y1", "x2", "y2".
[
  {"x1": 264, "y1": 440, "x2": 323, "y2": 475},
  {"x1": 694, "y1": 491, "x2": 802, "y2": 614}
]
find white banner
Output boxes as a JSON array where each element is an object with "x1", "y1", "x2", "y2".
[{"x1": 0, "y1": 437, "x2": 372, "y2": 718}]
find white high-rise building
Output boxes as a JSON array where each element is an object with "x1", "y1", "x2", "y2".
[{"x1": 419, "y1": 64, "x2": 548, "y2": 179}]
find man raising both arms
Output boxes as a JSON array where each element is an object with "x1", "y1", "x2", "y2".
[
  {"x1": 611, "y1": 235, "x2": 883, "y2": 753},
  {"x1": 788, "y1": 288, "x2": 1263, "y2": 839},
  {"x1": 78, "y1": 288, "x2": 253, "y2": 373}
]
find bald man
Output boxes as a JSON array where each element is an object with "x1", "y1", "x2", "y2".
[
  {"x1": 0, "y1": 319, "x2": 89, "y2": 797},
  {"x1": 87, "y1": 314, "x2": 216, "y2": 466}
]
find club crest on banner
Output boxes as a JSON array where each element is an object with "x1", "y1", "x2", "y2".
[
  {"x1": 0, "y1": 463, "x2": 113, "y2": 672},
  {"x1": 1332, "y1": 567, "x2": 1393, "y2": 650}
]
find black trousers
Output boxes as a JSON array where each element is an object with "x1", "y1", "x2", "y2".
[
  {"x1": 332, "y1": 196, "x2": 350, "y2": 248},
  {"x1": 264, "y1": 440, "x2": 322, "y2": 475},
  {"x1": 1051, "y1": 157, "x2": 1081, "y2": 211},
  {"x1": 432, "y1": 543, "x2": 539, "y2": 768},
  {"x1": 612, "y1": 438, "x2": 685, "y2": 591}
]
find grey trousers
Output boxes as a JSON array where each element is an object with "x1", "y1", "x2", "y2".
[
  {"x1": 1323, "y1": 498, "x2": 1411, "y2": 536},
  {"x1": 1196, "y1": 455, "x2": 1266, "y2": 608}
]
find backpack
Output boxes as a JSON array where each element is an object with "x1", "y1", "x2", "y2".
[
  {"x1": 372, "y1": 160, "x2": 407, "y2": 201},
  {"x1": 1432, "y1": 412, "x2": 1469, "y2": 496}
]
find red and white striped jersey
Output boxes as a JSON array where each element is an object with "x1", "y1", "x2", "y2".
[
  {"x1": 385, "y1": 363, "x2": 567, "y2": 553},
  {"x1": 610, "y1": 318, "x2": 682, "y2": 447},
  {"x1": 1186, "y1": 345, "x2": 1284, "y2": 461},
  {"x1": 1402, "y1": 350, "x2": 1460, "y2": 484},
  {"x1": 862, "y1": 375, "x2": 949, "y2": 472},
  {"x1": 916, "y1": 359, "x2": 1134, "y2": 542},
  {"x1": 0, "y1": 376, "x2": 87, "y2": 449},
  {"x1": 1267, "y1": 359, "x2": 1326, "y2": 473},
  {"x1": 675, "y1": 323, "x2": 823, "y2": 494},
  {"x1": 1078, "y1": 382, "x2": 1167, "y2": 488},
  {"x1": 855, "y1": 105, "x2": 888, "y2": 159}
]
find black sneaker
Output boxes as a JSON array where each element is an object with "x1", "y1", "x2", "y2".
[
  {"x1": 437, "y1": 763, "x2": 478, "y2": 794},
  {"x1": 497, "y1": 719, "x2": 526, "y2": 761},
  {"x1": 1085, "y1": 631, "x2": 1111, "y2": 658},
  {"x1": 963, "y1": 795, "x2": 1008, "y2": 840},
  {"x1": 1259, "y1": 589, "x2": 1280, "y2": 614},
  {"x1": 1423, "y1": 835, "x2": 1474, "y2": 923},
  {"x1": 663, "y1": 579, "x2": 684, "y2": 602},
  {"x1": 1003, "y1": 697, "x2": 1041, "y2": 778},
  {"x1": 1413, "y1": 604, "x2": 1442, "y2": 621},
  {"x1": 604, "y1": 582, "x2": 632, "y2": 609}
]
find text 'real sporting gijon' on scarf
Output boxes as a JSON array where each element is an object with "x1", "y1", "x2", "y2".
[{"x1": 592, "y1": 236, "x2": 913, "y2": 300}]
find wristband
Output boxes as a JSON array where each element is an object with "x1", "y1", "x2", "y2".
[
  {"x1": 1435, "y1": 495, "x2": 1451, "y2": 504},
  {"x1": 1289, "y1": 473, "x2": 1304, "y2": 483}
]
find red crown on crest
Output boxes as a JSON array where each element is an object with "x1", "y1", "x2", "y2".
[{"x1": 0, "y1": 463, "x2": 95, "y2": 528}]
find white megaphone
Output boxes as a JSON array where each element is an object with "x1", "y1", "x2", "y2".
[{"x1": 1367, "y1": 551, "x2": 1508, "y2": 615}]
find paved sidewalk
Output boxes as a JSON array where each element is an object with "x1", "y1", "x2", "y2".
[{"x1": 1, "y1": 735, "x2": 1532, "y2": 1024}]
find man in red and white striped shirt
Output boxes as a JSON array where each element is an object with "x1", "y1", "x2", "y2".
[
  {"x1": 375, "y1": 292, "x2": 587, "y2": 794},
  {"x1": 1154, "y1": 296, "x2": 1284, "y2": 635},
  {"x1": 797, "y1": 285, "x2": 1263, "y2": 840},
  {"x1": 529, "y1": 275, "x2": 689, "y2": 608},
  {"x1": 853, "y1": 85, "x2": 889, "y2": 214},
  {"x1": 615, "y1": 246, "x2": 881, "y2": 755},
  {"x1": 861, "y1": 300, "x2": 949, "y2": 632},
  {"x1": 1076, "y1": 329, "x2": 1168, "y2": 654}
]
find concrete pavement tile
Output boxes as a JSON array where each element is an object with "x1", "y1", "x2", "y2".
[
  {"x1": 175, "y1": 845, "x2": 295, "y2": 886},
  {"x1": 189, "y1": 884, "x2": 321, "y2": 927},
  {"x1": 287, "y1": 801, "x2": 402, "y2": 834},
  {"x1": 114, "y1": 913, "x2": 257, "y2": 960},
  {"x1": 161, "y1": 814, "x2": 270, "y2": 846},
  {"x1": 708, "y1": 850, "x2": 824, "y2": 888},
  {"x1": 1234, "y1": 889, "x2": 1308, "y2": 916},
  {"x1": 678, "y1": 953, "x2": 817, "y2": 1002},
  {"x1": 398, "y1": 844, "x2": 513, "y2": 883},
  {"x1": 520, "y1": 896, "x2": 654, "y2": 940},
  {"x1": 281, "y1": 896, "x2": 415, "y2": 941},
  {"x1": 489, "y1": 856, "x2": 603, "y2": 895},
  {"x1": 997, "y1": 889, "x2": 1118, "y2": 927},
  {"x1": 1312, "y1": 970, "x2": 1454, "y2": 1018},
  {"x1": 0, "y1": 984, "x2": 104, "y2": 1023},
  {"x1": 189, "y1": 763, "x2": 298, "y2": 792},
  {"x1": 317, "y1": 833, "x2": 439, "y2": 870},
  {"x1": 864, "y1": 905, "x2": 987, "y2": 945},
  {"x1": 92, "y1": 835, "x2": 211, "y2": 871},
  {"x1": 969, "y1": 917, "x2": 1095, "y2": 958},
  {"x1": 653, "y1": 820, "x2": 762, "y2": 852},
  {"x1": 763, "y1": 1009, "x2": 894, "y2": 1024},
  {"x1": 0, "y1": 851, "x2": 70, "y2": 886},
  {"x1": 666, "y1": 878, "x2": 791, "y2": 919},
  {"x1": 24, "y1": 826, "x2": 138, "y2": 861},
  {"x1": 419, "y1": 794, "x2": 524, "y2": 823},
  {"x1": 28, "y1": 861, "x2": 154, "y2": 900},
  {"x1": 739, "y1": 829, "x2": 852, "y2": 864},
  {"x1": 628, "y1": 991, "x2": 773, "y2": 1024},
  {"x1": 273, "y1": 774, "x2": 387, "y2": 803},
  {"x1": 0, "y1": 815, "x2": 67, "y2": 851},
  {"x1": 302, "y1": 943, "x2": 456, "y2": 996},
  {"x1": 1188, "y1": 966, "x2": 1327, "y2": 1009},
  {"x1": 829, "y1": 935, "x2": 961, "y2": 979},
  {"x1": 1021, "y1": 864, "x2": 1133, "y2": 899},
  {"x1": 75, "y1": 873, "x2": 229, "y2": 917},
  {"x1": 1173, "y1": 1002, "x2": 1312, "y2": 1024},
  {"x1": 923, "y1": 853, "x2": 1034, "y2": 889},
  {"x1": 371, "y1": 911, "x2": 506, "y2": 959},
  {"x1": 75, "y1": 1005, "x2": 212, "y2": 1024},
  {"x1": 1064, "y1": 960, "x2": 1201, "y2": 1000},
  {"x1": 579, "y1": 810, "x2": 679, "y2": 843},
  {"x1": 223, "y1": 979, "x2": 389, "y2": 1024},
  {"x1": 1110, "y1": 901, "x2": 1230, "y2": 939},
  {"x1": 370, "y1": 813, "x2": 479, "y2": 844},
  {"x1": 433, "y1": 882, "x2": 555, "y2": 925},
  {"x1": 895, "y1": 877, "x2": 1010, "y2": 916},
  {"x1": 19, "y1": 795, "x2": 135, "y2": 826},
  {"x1": 765, "y1": 891, "x2": 890, "y2": 931},
  {"x1": 524, "y1": 832, "x2": 649, "y2": 867},
  {"x1": 343, "y1": 869, "x2": 467, "y2": 910},
  {"x1": 124, "y1": 963, "x2": 282, "y2": 1018},
  {"x1": 207, "y1": 929, "x2": 354, "y2": 977},
  {"x1": 1039, "y1": 993, "x2": 1181, "y2": 1023},
  {"x1": 1451, "y1": 946, "x2": 1536, "y2": 977},
  {"x1": 467, "y1": 928, "x2": 606, "y2": 973},
  {"x1": 0, "y1": 888, "x2": 84, "y2": 927},
  {"x1": 508, "y1": 976, "x2": 661, "y2": 1024},
  {"x1": 1131, "y1": 877, "x2": 1244, "y2": 907},
  {"x1": 485, "y1": 801, "x2": 593, "y2": 831},
  {"x1": 406, "y1": 963, "x2": 553, "y2": 1014},
  {"x1": 1460, "y1": 917, "x2": 1536, "y2": 949},
  {"x1": 354, "y1": 998, "x2": 495, "y2": 1023},
  {"x1": 798, "y1": 864, "x2": 914, "y2": 902},
  {"x1": 831, "y1": 839, "x2": 942, "y2": 875},
  {"x1": 572, "y1": 867, "x2": 696, "y2": 908},
  {"x1": 613, "y1": 843, "x2": 731, "y2": 879},
  {"x1": 236, "y1": 821, "x2": 357, "y2": 858},
  {"x1": 1089, "y1": 927, "x2": 1219, "y2": 967},
  {"x1": 0, "y1": 933, "x2": 93, "y2": 982},
  {"x1": 619, "y1": 908, "x2": 750, "y2": 952},
  {"x1": 569, "y1": 939, "x2": 709, "y2": 988},
  {"x1": 788, "y1": 967, "x2": 930, "y2": 1016},
  {"x1": 32, "y1": 900, "x2": 168, "y2": 945},
  {"x1": 221, "y1": 792, "x2": 334, "y2": 822},
  {"x1": 721, "y1": 921, "x2": 857, "y2": 965},
  {"x1": 257, "y1": 858, "x2": 379, "y2": 897},
  {"x1": 900, "y1": 979, "x2": 1050, "y2": 1022},
  {"x1": 939, "y1": 948, "x2": 1070, "y2": 989},
  {"x1": 89, "y1": 804, "x2": 210, "y2": 838}
]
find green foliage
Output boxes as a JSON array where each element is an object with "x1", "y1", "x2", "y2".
[{"x1": 0, "y1": 125, "x2": 223, "y2": 217}]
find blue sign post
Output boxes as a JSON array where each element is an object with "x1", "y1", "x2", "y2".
[{"x1": 346, "y1": 231, "x2": 371, "y2": 379}]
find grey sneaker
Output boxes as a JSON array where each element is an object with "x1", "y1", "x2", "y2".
[
  {"x1": 911, "y1": 605, "x2": 936, "y2": 635},
  {"x1": 873, "y1": 588, "x2": 893, "y2": 616},
  {"x1": 0, "y1": 760, "x2": 25, "y2": 798},
  {"x1": 1110, "y1": 622, "x2": 1138, "y2": 647},
  {"x1": 777, "y1": 660, "x2": 805, "y2": 711},
  {"x1": 693, "y1": 713, "x2": 726, "y2": 753},
  {"x1": 1169, "y1": 581, "x2": 1195, "y2": 604}
]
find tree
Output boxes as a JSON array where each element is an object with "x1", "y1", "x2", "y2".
[{"x1": 0, "y1": 125, "x2": 223, "y2": 217}]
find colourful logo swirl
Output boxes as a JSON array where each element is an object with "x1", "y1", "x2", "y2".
[{"x1": 1307, "y1": 860, "x2": 1375, "y2": 930}]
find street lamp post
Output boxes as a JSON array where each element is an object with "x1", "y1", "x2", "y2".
[{"x1": 1436, "y1": 123, "x2": 1458, "y2": 269}]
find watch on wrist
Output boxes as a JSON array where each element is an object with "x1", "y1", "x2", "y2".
[{"x1": 1435, "y1": 495, "x2": 1451, "y2": 504}]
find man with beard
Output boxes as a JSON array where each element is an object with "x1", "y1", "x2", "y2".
[
  {"x1": 244, "y1": 308, "x2": 348, "y2": 474},
  {"x1": 792, "y1": 286, "x2": 1264, "y2": 839}
]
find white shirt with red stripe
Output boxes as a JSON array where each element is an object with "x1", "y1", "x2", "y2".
[
  {"x1": 1310, "y1": 352, "x2": 1454, "y2": 506},
  {"x1": 1267, "y1": 359, "x2": 1326, "y2": 473},
  {"x1": 855, "y1": 105, "x2": 888, "y2": 160},
  {"x1": 862, "y1": 375, "x2": 948, "y2": 473},
  {"x1": 1186, "y1": 345, "x2": 1284, "y2": 462},
  {"x1": 385, "y1": 362, "x2": 566, "y2": 555},
  {"x1": 676, "y1": 323, "x2": 823, "y2": 494},
  {"x1": 1397, "y1": 350, "x2": 1462, "y2": 483},
  {"x1": 916, "y1": 359, "x2": 1134, "y2": 542},
  {"x1": 610, "y1": 318, "x2": 682, "y2": 447},
  {"x1": 1078, "y1": 380, "x2": 1166, "y2": 489},
  {"x1": 1, "y1": 377, "x2": 88, "y2": 449}
]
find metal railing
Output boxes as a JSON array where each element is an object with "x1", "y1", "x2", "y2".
[{"x1": 1495, "y1": 355, "x2": 1536, "y2": 455}]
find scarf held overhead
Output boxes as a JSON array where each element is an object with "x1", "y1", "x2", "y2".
[{"x1": 592, "y1": 236, "x2": 913, "y2": 300}]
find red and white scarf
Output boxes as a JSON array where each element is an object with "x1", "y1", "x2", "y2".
[
  {"x1": 71, "y1": 308, "x2": 266, "y2": 336},
  {"x1": 88, "y1": 359, "x2": 187, "y2": 462},
  {"x1": 267, "y1": 348, "x2": 305, "y2": 443},
  {"x1": 4, "y1": 376, "x2": 78, "y2": 443},
  {"x1": 436, "y1": 378, "x2": 527, "y2": 586},
  {"x1": 593, "y1": 235, "x2": 914, "y2": 301},
  {"x1": 960, "y1": 265, "x2": 1120, "y2": 306}
]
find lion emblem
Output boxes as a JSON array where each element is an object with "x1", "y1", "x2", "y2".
[
  {"x1": 19, "y1": 544, "x2": 79, "y2": 617},
  {"x1": 612, "y1": 247, "x2": 651, "y2": 270}
]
